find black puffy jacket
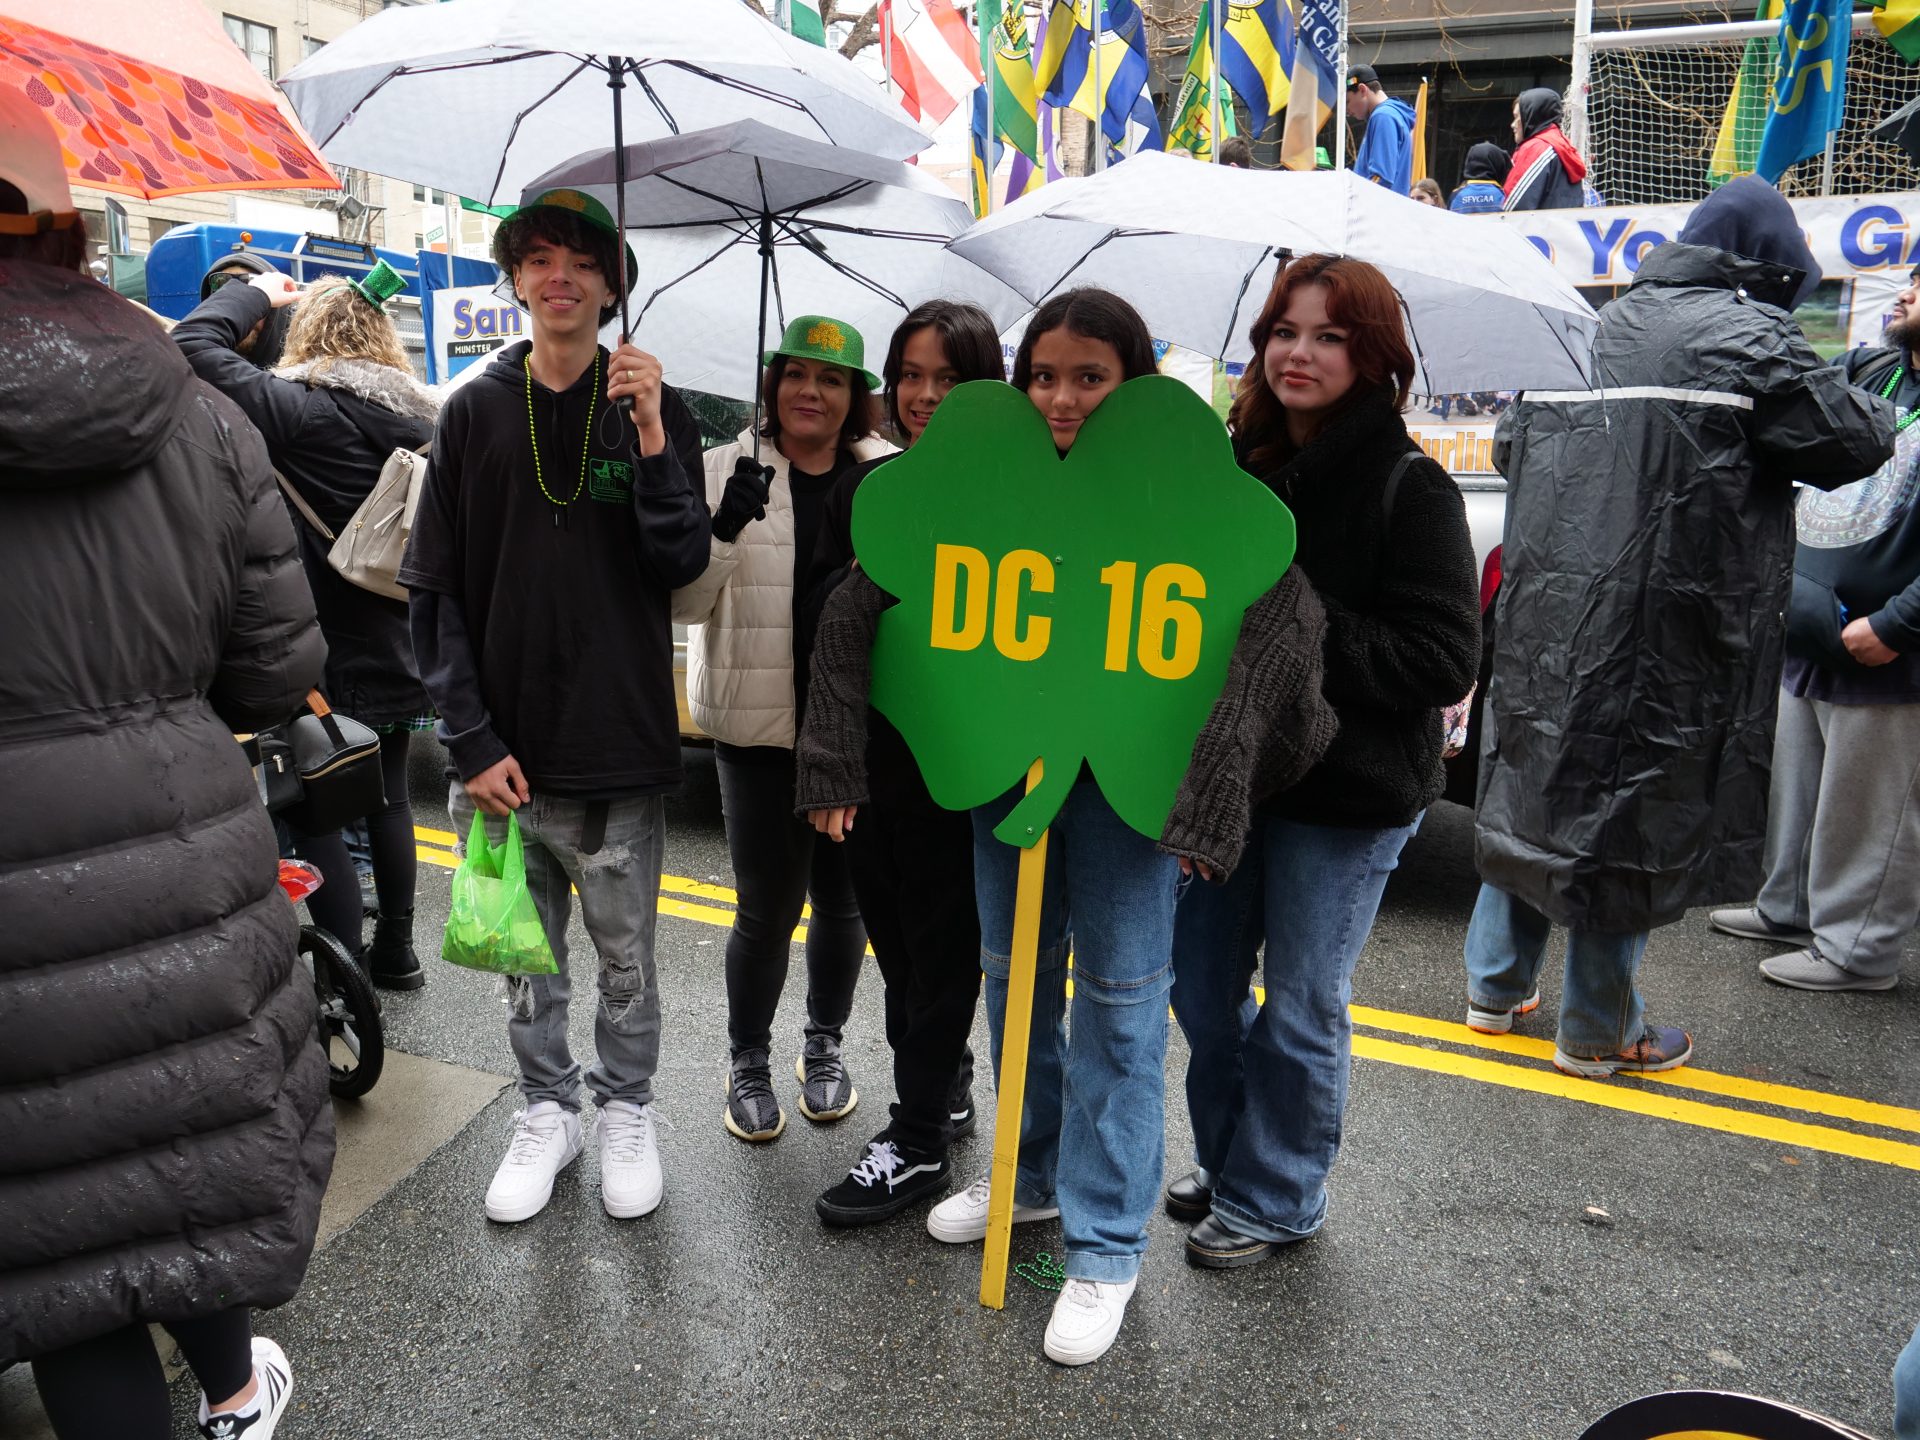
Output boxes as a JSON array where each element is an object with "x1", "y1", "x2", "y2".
[
  {"x1": 175, "y1": 281, "x2": 437, "y2": 726},
  {"x1": 0, "y1": 261, "x2": 331, "y2": 1362},
  {"x1": 1477, "y1": 222, "x2": 1895, "y2": 932}
]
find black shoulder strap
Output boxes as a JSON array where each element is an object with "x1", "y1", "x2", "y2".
[{"x1": 1379, "y1": 446, "x2": 1423, "y2": 531}]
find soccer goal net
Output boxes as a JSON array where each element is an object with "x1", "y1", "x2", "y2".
[{"x1": 1575, "y1": 10, "x2": 1920, "y2": 206}]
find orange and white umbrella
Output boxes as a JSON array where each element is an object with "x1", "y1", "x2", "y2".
[{"x1": 0, "y1": 0, "x2": 335, "y2": 199}]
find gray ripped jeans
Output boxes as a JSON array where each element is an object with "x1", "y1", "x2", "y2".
[{"x1": 449, "y1": 784, "x2": 666, "y2": 1111}]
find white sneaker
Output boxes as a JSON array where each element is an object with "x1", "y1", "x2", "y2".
[
  {"x1": 484, "y1": 1101, "x2": 583, "y2": 1223},
  {"x1": 196, "y1": 1336, "x2": 292, "y2": 1438},
  {"x1": 1043, "y1": 1275, "x2": 1139, "y2": 1366},
  {"x1": 925, "y1": 1175, "x2": 1061, "y2": 1244},
  {"x1": 597, "y1": 1100, "x2": 663, "y2": 1219}
]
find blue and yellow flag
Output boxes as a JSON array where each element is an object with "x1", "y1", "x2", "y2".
[
  {"x1": 1036, "y1": 0, "x2": 1157, "y2": 146},
  {"x1": 1220, "y1": 0, "x2": 1295, "y2": 132},
  {"x1": 1755, "y1": 0, "x2": 1850, "y2": 182}
]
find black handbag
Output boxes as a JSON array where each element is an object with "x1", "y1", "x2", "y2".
[{"x1": 280, "y1": 689, "x2": 386, "y2": 833}]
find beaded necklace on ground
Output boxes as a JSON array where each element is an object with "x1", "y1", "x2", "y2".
[
  {"x1": 1878, "y1": 363, "x2": 1920, "y2": 434},
  {"x1": 525, "y1": 348, "x2": 600, "y2": 525}
]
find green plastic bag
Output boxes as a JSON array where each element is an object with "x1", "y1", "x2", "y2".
[{"x1": 441, "y1": 811, "x2": 559, "y2": 975}]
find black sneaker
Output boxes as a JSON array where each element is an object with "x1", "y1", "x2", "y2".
[
  {"x1": 724, "y1": 1048, "x2": 786, "y2": 1142},
  {"x1": 816, "y1": 1133, "x2": 951, "y2": 1227},
  {"x1": 948, "y1": 1093, "x2": 978, "y2": 1143}
]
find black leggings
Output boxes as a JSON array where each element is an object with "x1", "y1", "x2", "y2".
[
  {"x1": 717, "y1": 745, "x2": 867, "y2": 1053},
  {"x1": 289, "y1": 730, "x2": 416, "y2": 951},
  {"x1": 30, "y1": 1309, "x2": 253, "y2": 1440}
]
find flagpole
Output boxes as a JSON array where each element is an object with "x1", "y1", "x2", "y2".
[
  {"x1": 985, "y1": 1, "x2": 997, "y2": 210},
  {"x1": 1093, "y1": 0, "x2": 1107, "y2": 171},
  {"x1": 881, "y1": 0, "x2": 895, "y2": 101},
  {"x1": 1208, "y1": 0, "x2": 1222, "y2": 163},
  {"x1": 1332, "y1": 0, "x2": 1348, "y2": 172}
]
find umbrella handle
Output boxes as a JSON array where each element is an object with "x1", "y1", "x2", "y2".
[{"x1": 610, "y1": 55, "x2": 635, "y2": 417}]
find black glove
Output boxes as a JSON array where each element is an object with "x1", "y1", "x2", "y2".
[{"x1": 711, "y1": 456, "x2": 773, "y2": 543}]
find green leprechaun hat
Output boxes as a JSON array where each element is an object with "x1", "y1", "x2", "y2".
[
  {"x1": 515, "y1": 187, "x2": 639, "y2": 295},
  {"x1": 350, "y1": 258, "x2": 407, "y2": 310},
  {"x1": 763, "y1": 314, "x2": 881, "y2": 388}
]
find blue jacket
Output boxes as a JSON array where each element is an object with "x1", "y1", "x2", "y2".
[
  {"x1": 1450, "y1": 180, "x2": 1505, "y2": 215},
  {"x1": 1354, "y1": 96, "x2": 1415, "y2": 195}
]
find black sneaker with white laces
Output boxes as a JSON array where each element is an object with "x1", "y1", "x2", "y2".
[{"x1": 816, "y1": 1132, "x2": 951, "y2": 1227}]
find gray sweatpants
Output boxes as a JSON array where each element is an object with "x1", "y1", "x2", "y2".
[
  {"x1": 450, "y1": 784, "x2": 666, "y2": 1111},
  {"x1": 1757, "y1": 690, "x2": 1920, "y2": 981}
]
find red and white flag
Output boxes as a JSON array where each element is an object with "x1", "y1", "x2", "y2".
[{"x1": 880, "y1": 0, "x2": 984, "y2": 126}]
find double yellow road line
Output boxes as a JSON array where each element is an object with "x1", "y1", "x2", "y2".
[{"x1": 412, "y1": 826, "x2": 1920, "y2": 1173}]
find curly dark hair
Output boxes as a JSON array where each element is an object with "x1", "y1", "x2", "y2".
[{"x1": 492, "y1": 205, "x2": 627, "y2": 326}]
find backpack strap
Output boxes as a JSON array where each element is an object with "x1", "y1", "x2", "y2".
[
  {"x1": 274, "y1": 469, "x2": 336, "y2": 543},
  {"x1": 1379, "y1": 446, "x2": 1422, "y2": 531}
]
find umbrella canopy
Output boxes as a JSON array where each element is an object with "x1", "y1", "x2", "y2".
[
  {"x1": 1873, "y1": 94, "x2": 1920, "y2": 165},
  {"x1": 950, "y1": 151, "x2": 1599, "y2": 394},
  {"x1": 0, "y1": 0, "x2": 335, "y2": 199},
  {"x1": 280, "y1": 0, "x2": 929, "y2": 208},
  {"x1": 520, "y1": 120, "x2": 1025, "y2": 406}
]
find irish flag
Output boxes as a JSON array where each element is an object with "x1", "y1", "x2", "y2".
[{"x1": 881, "y1": 0, "x2": 984, "y2": 125}]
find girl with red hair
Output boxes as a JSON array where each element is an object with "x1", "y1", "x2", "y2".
[{"x1": 1159, "y1": 254, "x2": 1482, "y2": 1268}]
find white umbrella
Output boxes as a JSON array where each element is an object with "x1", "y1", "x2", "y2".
[
  {"x1": 950, "y1": 151, "x2": 1598, "y2": 394},
  {"x1": 280, "y1": 0, "x2": 929, "y2": 340},
  {"x1": 521, "y1": 120, "x2": 1025, "y2": 418}
]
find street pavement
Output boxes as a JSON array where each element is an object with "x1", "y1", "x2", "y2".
[{"x1": 5, "y1": 740, "x2": 1917, "y2": 1440}]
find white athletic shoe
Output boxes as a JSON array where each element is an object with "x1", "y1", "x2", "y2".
[
  {"x1": 1043, "y1": 1276, "x2": 1139, "y2": 1366},
  {"x1": 484, "y1": 1101, "x2": 583, "y2": 1223},
  {"x1": 196, "y1": 1336, "x2": 293, "y2": 1439},
  {"x1": 925, "y1": 1175, "x2": 1060, "y2": 1244},
  {"x1": 598, "y1": 1100, "x2": 664, "y2": 1219}
]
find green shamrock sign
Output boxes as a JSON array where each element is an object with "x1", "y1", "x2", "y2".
[{"x1": 854, "y1": 375, "x2": 1297, "y2": 848}]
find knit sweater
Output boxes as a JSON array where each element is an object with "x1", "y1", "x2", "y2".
[{"x1": 795, "y1": 564, "x2": 1337, "y2": 880}]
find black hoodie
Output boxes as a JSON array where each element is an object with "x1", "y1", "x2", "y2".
[{"x1": 399, "y1": 339, "x2": 711, "y2": 794}]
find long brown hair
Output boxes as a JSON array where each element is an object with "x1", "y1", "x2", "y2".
[{"x1": 1228, "y1": 254, "x2": 1415, "y2": 474}]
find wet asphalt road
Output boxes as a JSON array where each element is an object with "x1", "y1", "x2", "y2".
[{"x1": 29, "y1": 738, "x2": 1917, "y2": 1440}]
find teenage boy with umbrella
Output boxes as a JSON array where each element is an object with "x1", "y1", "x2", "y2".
[{"x1": 401, "y1": 189, "x2": 730, "y2": 1225}]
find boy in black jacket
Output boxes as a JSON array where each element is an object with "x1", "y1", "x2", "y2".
[{"x1": 401, "y1": 190, "x2": 711, "y2": 1225}]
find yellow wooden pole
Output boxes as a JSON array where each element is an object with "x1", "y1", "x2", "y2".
[{"x1": 979, "y1": 757, "x2": 1050, "y2": 1310}]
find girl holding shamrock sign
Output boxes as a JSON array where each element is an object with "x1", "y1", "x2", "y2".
[
  {"x1": 797, "y1": 301, "x2": 1005, "y2": 1228},
  {"x1": 1159, "y1": 255, "x2": 1482, "y2": 1268},
  {"x1": 673, "y1": 315, "x2": 894, "y2": 1145},
  {"x1": 798, "y1": 289, "x2": 1334, "y2": 1366}
]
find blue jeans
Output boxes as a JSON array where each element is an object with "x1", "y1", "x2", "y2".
[
  {"x1": 973, "y1": 777, "x2": 1180, "y2": 1284},
  {"x1": 1897, "y1": 1318, "x2": 1920, "y2": 1440},
  {"x1": 1170, "y1": 812, "x2": 1420, "y2": 1244},
  {"x1": 1463, "y1": 883, "x2": 1650, "y2": 1057}
]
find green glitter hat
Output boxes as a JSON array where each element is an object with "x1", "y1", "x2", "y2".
[
  {"x1": 350, "y1": 258, "x2": 407, "y2": 310},
  {"x1": 762, "y1": 314, "x2": 880, "y2": 389},
  {"x1": 514, "y1": 188, "x2": 639, "y2": 294}
]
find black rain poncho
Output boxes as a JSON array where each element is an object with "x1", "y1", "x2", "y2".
[{"x1": 1475, "y1": 181, "x2": 1895, "y2": 932}]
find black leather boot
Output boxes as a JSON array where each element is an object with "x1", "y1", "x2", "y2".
[
  {"x1": 1164, "y1": 1169, "x2": 1214, "y2": 1222},
  {"x1": 366, "y1": 908, "x2": 425, "y2": 991}
]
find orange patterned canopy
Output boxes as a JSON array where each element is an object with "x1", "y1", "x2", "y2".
[{"x1": 0, "y1": 7, "x2": 336, "y2": 200}]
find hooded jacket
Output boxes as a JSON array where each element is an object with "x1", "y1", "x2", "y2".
[
  {"x1": 1477, "y1": 182, "x2": 1896, "y2": 932},
  {"x1": 197, "y1": 251, "x2": 292, "y2": 368},
  {"x1": 1451, "y1": 142, "x2": 1512, "y2": 215},
  {"x1": 174, "y1": 281, "x2": 437, "y2": 726},
  {"x1": 1354, "y1": 94, "x2": 1417, "y2": 195},
  {"x1": 0, "y1": 261, "x2": 331, "y2": 1361},
  {"x1": 1504, "y1": 89, "x2": 1588, "y2": 212}
]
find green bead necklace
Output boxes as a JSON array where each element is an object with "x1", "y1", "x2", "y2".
[
  {"x1": 525, "y1": 350, "x2": 600, "y2": 521},
  {"x1": 1878, "y1": 364, "x2": 1920, "y2": 434}
]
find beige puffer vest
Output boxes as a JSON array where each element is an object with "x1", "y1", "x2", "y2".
[{"x1": 673, "y1": 428, "x2": 895, "y2": 748}]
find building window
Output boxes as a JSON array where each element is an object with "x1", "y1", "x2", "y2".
[
  {"x1": 147, "y1": 218, "x2": 179, "y2": 246},
  {"x1": 302, "y1": 36, "x2": 325, "y2": 60},
  {"x1": 414, "y1": 233, "x2": 425, "y2": 250},
  {"x1": 223, "y1": 16, "x2": 275, "y2": 81}
]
